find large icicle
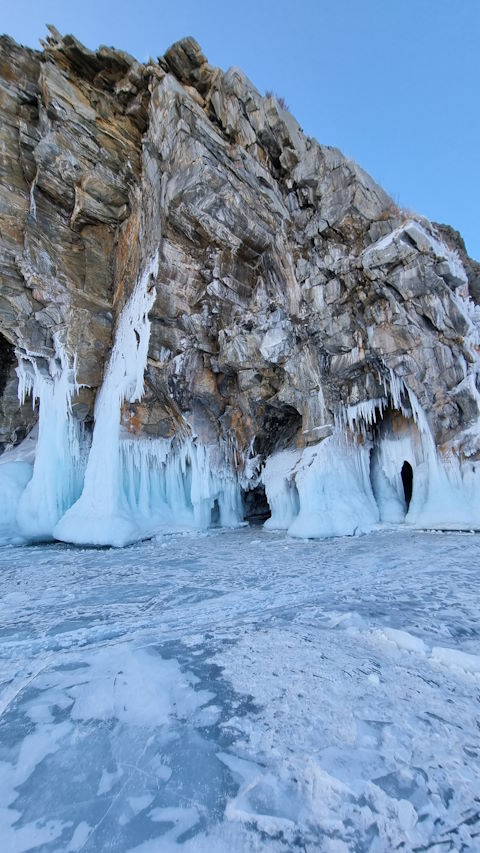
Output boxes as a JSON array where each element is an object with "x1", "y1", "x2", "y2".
[
  {"x1": 54, "y1": 253, "x2": 159, "y2": 547},
  {"x1": 10, "y1": 339, "x2": 85, "y2": 542}
]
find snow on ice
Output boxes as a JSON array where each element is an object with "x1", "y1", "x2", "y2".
[{"x1": 0, "y1": 528, "x2": 479, "y2": 850}]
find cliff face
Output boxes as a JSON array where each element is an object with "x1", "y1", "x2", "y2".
[{"x1": 1, "y1": 28, "x2": 480, "y2": 544}]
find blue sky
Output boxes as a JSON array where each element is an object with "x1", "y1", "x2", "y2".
[{"x1": 3, "y1": 0, "x2": 479, "y2": 258}]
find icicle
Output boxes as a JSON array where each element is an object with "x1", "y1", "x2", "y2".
[
  {"x1": 14, "y1": 335, "x2": 85, "y2": 540},
  {"x1": 54, "y1": 252, "x2": 159, "y2": 546},
  {"x1": 335, "y1": 397, "x2": 388, "y2": 438},
  {"x1": 120, "y1": 435, "x2": 243, "y2": 539}
]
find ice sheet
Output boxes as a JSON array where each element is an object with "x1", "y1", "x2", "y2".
[{"x1": 0, "y1": 527, "x2": 479, "y2": 850}]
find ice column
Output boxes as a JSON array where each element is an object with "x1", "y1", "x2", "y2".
[
  {"x1": 288, "y1": 435, "x2": 379, "y2": 538},
  {"x1": 262, "y1": 449, "x2": 301, "y2": 530},
  {"x1": 54, "y1": 253, "x2": 159, "y2": 547},
  {"x1": 15, "y1": 338, "x2": 84, "y2": 540}
]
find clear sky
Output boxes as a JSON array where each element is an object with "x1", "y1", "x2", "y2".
[{"x1": 3, "y1": 0, "x2": 479, "y2": 259}]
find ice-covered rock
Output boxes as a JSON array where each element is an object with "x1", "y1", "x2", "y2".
[{"x1": 1, "y1": 30, "x2": 480, "y2": 544}]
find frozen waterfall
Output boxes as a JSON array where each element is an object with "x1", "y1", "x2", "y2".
[
  {"x1": 54, "y1": 254, "x2": 159, "y2": 545},
  {"x1": 52, "y1": 254, "x2": 243, "y2": 546},
  {"x1": 0, "y1": 339, "x2": 86, "y2": 544}
]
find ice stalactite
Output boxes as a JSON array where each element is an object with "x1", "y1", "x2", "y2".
[
  {"x1": 119, "y1": 437, "x2": 243, "y2": 536},
  {"x1": 5, "y1": 339, "x2": 86, "y2": 542},
  {"x1": 54, "y1": 253, "x2": 159, "y2": 547},
  {"x1": 335, "y1": 397, "x2": 388, "y2": 438}
]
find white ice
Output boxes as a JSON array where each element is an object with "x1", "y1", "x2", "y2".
[
  {"x1": 0, "y1": 339, "x2": 85, "y2": 545},
  {"x1": 54, "y1": 254, "x2": 159, "y2": 546},
  {"x1": 0, "y1": 527, "x2": 479, "y2": 850}
]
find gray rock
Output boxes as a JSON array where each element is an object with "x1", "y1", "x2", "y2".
[{"x1": 0, "y1": 29, "x2": 479, "y2": 467}]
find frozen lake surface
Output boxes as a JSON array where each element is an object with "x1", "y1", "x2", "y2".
[{"x1": 0, "y1": 527, "x2": 479, "y2": 851}]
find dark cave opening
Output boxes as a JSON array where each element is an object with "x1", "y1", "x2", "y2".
[
  {"x1": 0, "y1": 333, "x2": 15, "y2": 398},
  {"x1": 211, "y1": 498, "x2": 220, "y2": 526},
  {"x1": 401, "y1": 461, "x2": 413, "y2": 510},
  {"x1": 242, "y1": 484, "x2": 271, "y2": 525},
  {"x1": 255, "y1": 404, "x2": 302, "y2": 457}
]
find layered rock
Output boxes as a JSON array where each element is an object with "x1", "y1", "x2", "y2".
[{"x1": 1, "y1": 28, "x2": 479, "y2": 544}]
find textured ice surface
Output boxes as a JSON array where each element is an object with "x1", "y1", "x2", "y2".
[{"x1": 0, "y1": 528, "x2": 479, "y2": 850}]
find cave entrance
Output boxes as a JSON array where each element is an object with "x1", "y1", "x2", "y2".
[
  {"x1": 210, "y1": 498, "x2": 220, "y2": 526},
  {"x1": 401, "y1": 461, "x2": 413, "y2": 510},
  {"x1": 0, "y1": 332, "x2": 15, "y2": 398},
  {"x1": 242, "y1": 484, "x2": 271, "y2": 525},
  {"x1": 256, "y1": 404, "x2": 302, "y2": 457}
]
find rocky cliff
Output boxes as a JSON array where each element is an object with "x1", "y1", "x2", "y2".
[{"x1": 1, "y1": 27, "x2": 480, "y2": 545}]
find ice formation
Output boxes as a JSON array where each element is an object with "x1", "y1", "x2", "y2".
[
  {"x1": 2, "y1": 246, "x2": 480, "y2": 546},
  {"x1": 262, "y1": 449, "x2": 301, "y2": 531},
  {"x1": 0, "y1": 339, "x2": 85, "y2": 544},
  {"x1": 52, "y1": 254, "x2": 243, "y2": 546},
  {"x1": 55, "y1": 431, "x2": 243, "y2": 547},
  {"x1": 263, "y1": 438, "x2": 379, "y2": 539},
  {"x1": 261, "y1": 365, "x2": 480, "y2": 540},
  {"x1": 54, "y1": 254, "x2": 159, "y2": 545},
  {"x1": 119, "y1": 437, "x2": 243, "y2": 538}
]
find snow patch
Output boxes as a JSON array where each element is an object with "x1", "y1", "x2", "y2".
[{"x1": 431, "y1": 646, "x2": 480, "y2": 674}]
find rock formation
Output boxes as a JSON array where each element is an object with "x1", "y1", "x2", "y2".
[{"x1": 1, "y1": 27, "x2": 480, "y2": 545}]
